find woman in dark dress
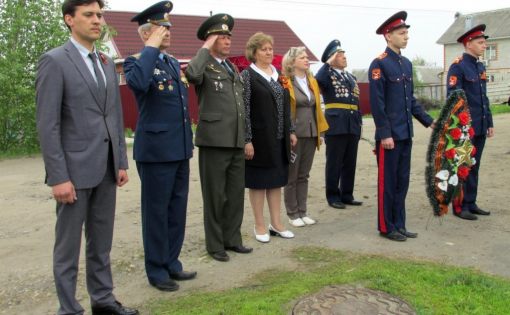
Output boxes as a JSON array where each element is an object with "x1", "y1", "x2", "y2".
[{"x1": 241, "y1": 32, "x2": 297, "y2": 243}]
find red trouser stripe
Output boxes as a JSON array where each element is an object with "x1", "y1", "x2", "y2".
[{"x1": 378, "y1": 144, "x2": 387, "y2": 233}]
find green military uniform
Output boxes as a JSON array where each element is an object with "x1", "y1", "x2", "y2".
[{"x1": 185, "y1": 14, "x2": 246, "y2": 255}]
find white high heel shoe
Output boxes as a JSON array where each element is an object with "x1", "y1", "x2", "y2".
[
  {"x1": 268, "y1": 224, "x2": 294, "y2": 238},
  {"x1": 254, "y1": 226, "x2": 270, "y2": 243}
]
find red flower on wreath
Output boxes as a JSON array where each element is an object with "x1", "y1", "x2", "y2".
[
  {"x1": 468, "y1": 127, "x2": 475, "y2": 138},
  {"x1": 471, "y1": 146, "x2": 477, "y2": 157},
  {"x1": 457, "y1": 166, "x2": 471, "y2": 180},
  {"x1": 445, "y1": 148, "x2": 456, "y2": 159},
  {"x1": 449, "y1": 128, "x2": 462, "y2": 140},
  {"x1": 458, "y1": 111, "x2": 470, "y2": 125}
]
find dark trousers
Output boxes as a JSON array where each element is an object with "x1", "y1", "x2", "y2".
[
  {"x1": 375, "y1": 139, "x2": 412, "y2": 233},
  {"x1": 136, "y1": 160, "x2": 189, "y2": 285},
  {"x1": 54, "y1": 152, "x2": 116, "y2": 315},
  {"x1": 325, "y1": 134, "x2": 360, "y2": 204},
  {"x1": 461, "y1": 135, "x2": 486, "y2": 211},
  {"x1": 199, "y1": 147, "x2": 245, "y2": 254}
]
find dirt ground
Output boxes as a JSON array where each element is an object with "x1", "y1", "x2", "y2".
[{"x1": 1, "y1": 114, "x2": 509, "y2": 315}]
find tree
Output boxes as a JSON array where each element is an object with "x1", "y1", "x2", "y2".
[{"x1": 0, "y1": 0, "x2": 68, "y2": 153}]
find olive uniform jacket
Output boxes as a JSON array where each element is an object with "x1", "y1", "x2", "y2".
[{"x1": 185, "y1": 48, "x2": 245, "y2": 148}]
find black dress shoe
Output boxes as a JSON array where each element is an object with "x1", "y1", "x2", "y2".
[
  {"x1": 92, "y1": 300, "x2": 139, "y2": 315},
  {"x1": 329, "y1": 201, "x2": 346, "y2": 209},
  {"x1": 398, "y1": 228, "x2": 418, "y2": 238},
  {"x1": 455, "y1": 211, "x2": 478, "y2": 220},
  {"x1": 380, "y1": 231, "x2": 407, "y2": 241},
  {"x1": 169, "y1": 270, "x2": 197, "y2": 281},
  {"x1": 470, "y1": 207, "x2": 490, "y2": 216},
  {"x1": 343, "y1": 200, "x2": 363, "y2": 206},
  {"x1": 225, "y1": 245, "x2": 253, "y2": 254},
  {"x1": 150, "y1": 279, "x2": 179, "y2": 292},
  {"x1": 210, "y1": 250, "x2": 230, "y2": 262}
]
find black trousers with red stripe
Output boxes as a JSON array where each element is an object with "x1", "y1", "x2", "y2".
[
  {"x1": 375, "y1": 139, "x2": 412, "y2": 234},
  {"x1": 458, "y1": 135, "x2": 486, "y2": 212}
]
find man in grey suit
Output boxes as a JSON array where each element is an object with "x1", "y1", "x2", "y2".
[
  {"x1": 36, "y1": 0, "x2": 138, "y2": 314},
  {"x1": 186, "y1": 13, "x2": 252, "y2": 262}
]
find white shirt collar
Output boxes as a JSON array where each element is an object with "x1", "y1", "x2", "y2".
[
  {"x1": 250, "y1": 63, "x2": 278, "y2": 82},
  {"x1": 70, "y1": 37, "x2": 96, "y2": 57}
]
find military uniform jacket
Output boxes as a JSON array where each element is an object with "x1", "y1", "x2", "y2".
[
  {"x1": 447, "y1": 53, "x2": 493, "y2": 136},
  {"x1": 316, "y1": 63, "x2": 362, "y2": 136},
  {"x1": 185, "y1": 48, "x2": 245, "y2": 149},
  {"x1": 124, "y1": 46, "x2": 193, "y2": 162},
  {"x1": 368, "y1": 47, "x2": 432, "y2": 141}
]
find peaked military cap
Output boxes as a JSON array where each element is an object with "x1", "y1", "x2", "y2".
[
  {"x1": 131, "y1": 1, "x2": 173, "y2": 27},
  {"x1": 376, "y1": 11, "x2": 410, "y2": 35},
  {"x1": 457, "y1": 24, "x2": 489, "y2": 45},
  {"x1": 197, "y1": 13, "x2": 234, "y2": 41},
  {"x1": 321, "y1": 39, "x2": 345, "y2": 63}
]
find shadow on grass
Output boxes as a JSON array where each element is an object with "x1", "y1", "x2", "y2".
[{"x1": 149, "y1": 247, "x2": 510, "y2": 315}]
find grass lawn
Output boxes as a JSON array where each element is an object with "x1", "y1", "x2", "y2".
[{"x1": 150, "y1": 247, "x2": 510, "y2": 314}]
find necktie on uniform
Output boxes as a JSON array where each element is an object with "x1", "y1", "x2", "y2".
[
  {"x1": 88, "y1": 52, "x2": 107, "y2": 107},
  {"x1": 221, "y1": 60, "x2": 234, "y2": 76}
]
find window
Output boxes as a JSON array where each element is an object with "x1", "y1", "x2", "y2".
[{"x1": 484, "y1": 44, "x2": 497, "y2": 61}]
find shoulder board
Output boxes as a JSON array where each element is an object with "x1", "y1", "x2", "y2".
[
  {"x1": 377, "y1": 52, "x2": 387, "y2": 60},
  {"x1": 452, "y1": 56, "x2": 463, "y2": 64},
  {"x1": 131, "y1": 53, "x2": 141, "y2": 59}
]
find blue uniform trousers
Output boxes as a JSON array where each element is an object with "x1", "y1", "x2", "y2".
[
  {"x1": 136, "y1": 160, "x2": 189, "y2": 285},
  {"x1": 461, "y1": 135, "x2": 486, "y2": 211},
  {"x1": 325, "y1": 134, "x2": 359, "y2": 204},
  {"x1": 375, "y1": 139, "x2": 412, "y2": 233}
]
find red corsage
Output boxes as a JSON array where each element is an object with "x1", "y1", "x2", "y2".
[
  {"x1": 471, "y1": 146, "x2": 477, "y2": 157},
  {"x1": 99, "y1": 53, "x2": 108, "y2": 65},
  {"x1": 279, "y1": 75, "x2": 291, "y2": 89}
]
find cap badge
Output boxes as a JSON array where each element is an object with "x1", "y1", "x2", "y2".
[
  {"x1": 222, "y1": 24, "x2": 228, "y2": 30},
  {"x1": 222, "y1": 15, "x2": 228, "y2": 21},
  {"x1": 165, "y1": 2, "x2": 171, "y2": 8}
]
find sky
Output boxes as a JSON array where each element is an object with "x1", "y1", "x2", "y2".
[{"x1": 106, "y1": 0, "x2": 507, "y2": 70}]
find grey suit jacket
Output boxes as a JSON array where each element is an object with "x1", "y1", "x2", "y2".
[
  {"x1": 36, "y1": 40, "x2": 128, "y2": 189},
  {"x1": 185, "y1": 48, "x2": 245, "y2": 149}
]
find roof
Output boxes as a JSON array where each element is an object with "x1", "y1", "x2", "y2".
[
  {"x1": 437, "y1": 8, "x2": 510, "y2": 44},
  {"x1": 103, "y1": 11, "x2": 318, "y2": 61}
]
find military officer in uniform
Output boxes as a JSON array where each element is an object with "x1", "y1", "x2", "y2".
[
  {"x1": 368, "y1": 11, "x2": 434, "y2": 241},
  {"x1": 447, "y1": 24, "x2": 494, "y2": 220},
  {"x1": 316, "y1": 40, "x2": 363, "y2": 209},
  {"x1": 123, "y1": 1, "x2": 196, "y2": 291},
  {"x1": 186, "y1": 13, "x2": 252, "y2": 262}
]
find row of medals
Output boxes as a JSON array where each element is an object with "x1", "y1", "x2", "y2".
[
  {"x1": 330, "y1": 75, "x2": 350, "y2": 98},
  {"x1": 158, "y1": 80, "x2": 174, "y2": 91}
]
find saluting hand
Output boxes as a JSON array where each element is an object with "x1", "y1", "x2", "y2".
[
  {"x1": 202, "y1": 34, "x2": 218, "y2": 50},
  {"x1": 146, "y1": 26, "x2": 168, "y2": 49}
]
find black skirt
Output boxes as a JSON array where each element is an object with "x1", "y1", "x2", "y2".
[{"x1": 245, "y1": 138, "x2": 289, "y2": 189}]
